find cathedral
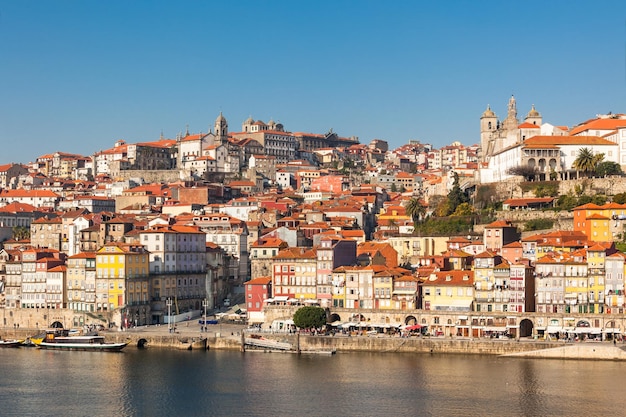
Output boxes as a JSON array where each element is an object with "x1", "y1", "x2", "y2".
[{"x1": 479, "y1": 95, "x2": 542, "y2": 162}]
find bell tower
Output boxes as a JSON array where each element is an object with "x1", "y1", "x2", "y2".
[
  {"x1": 480, "y1": 105, "x2": 498, "y2": 162},
  {"x1": 215, "y1": 112, "x2": 228, "y2": 144}
]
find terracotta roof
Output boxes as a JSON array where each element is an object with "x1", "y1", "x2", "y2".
[
  {"x1": 524, "y1": 135, "x2": 616, "y2": 146},
  {"x1": 425, "y1": 270, "x2": 474, "y2": 286},
  {"x1": 570, "y1": 116, "x2": 626, "y2": 135}
]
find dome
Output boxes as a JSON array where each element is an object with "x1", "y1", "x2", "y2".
[
  {"x1": 482, "y1": 105, "x2": 496, "y2": 118},
  {"x1": 244, "y1": 116, "x2": 254, "y2": 124},
  {"x1": 526, "y1": 104, "x2": 541, "y2": 118}
]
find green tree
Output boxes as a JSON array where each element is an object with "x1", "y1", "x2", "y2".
[
  {"x1": 573, "y1": 148, "x2": 602, "y2": 178},
  {"x1": 596, "y1": 161, "x2": 622, "y2": 177},
  {"x1": 293, "y1": 306, "x2": 327, "y2": 330},
  {"x1": 524, "y1": 218, "x2": 554, "y2": 231},
  {"x1": 405, "y1": 197, "x2": 426, "y2": 224},
  {"x1": 556, "y1": 194, "x2": 578, "y2": 210},
  {"x1": 12, "y1": 226, "x2": 30, "y2": 241},
  {"x1": 613, "y1": 192, "x2": 626, "y2": 204},
  {"x1": 446, "y1": 172, "x2": 469, "y2": 214}
]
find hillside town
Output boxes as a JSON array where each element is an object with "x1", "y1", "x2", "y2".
[{"x1": 2, "y1": 96, "x2": 626, "y2": 339}]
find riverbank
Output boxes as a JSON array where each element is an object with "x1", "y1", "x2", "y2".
[{"x1": 9, "y1": 324, "x2": 626, "y2": 360}]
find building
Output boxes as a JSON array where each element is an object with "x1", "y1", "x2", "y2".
[
  {"x1": 272, "y1": 247, "x2": 317, "y2": 301},
  {"x1": 420, "y1": 270, "x2": 474, "y2": 312},
  {"x1": 245, "y1": 276, "x2": 272, "y2": 324},
  {"x1": 250, "y1": 238, "x2": 288, "y2": 279},
  {"x1": 66, "y1": 252, "x2": 97, "y2": 327},
  {"x1": 139, "y1": 225, "x2": 207, "y2": 318},
  {"x1": 95, "y1": 243, "x2": 150, "y2": 326}
]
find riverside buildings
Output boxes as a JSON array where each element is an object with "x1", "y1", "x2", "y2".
[{"x1": 2, "y1": 106, "x2": 626, "y2": 340}]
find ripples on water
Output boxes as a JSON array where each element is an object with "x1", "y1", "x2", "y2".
[{"x1": 1, "y1": 348, "x2": 625, "y2": 416}]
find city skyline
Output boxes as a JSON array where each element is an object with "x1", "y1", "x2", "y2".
[{"x1": 1, "y1": 1, "x2": 625, "y2": 163}]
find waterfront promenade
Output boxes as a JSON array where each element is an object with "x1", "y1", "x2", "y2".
[
  {"x1": 6, "y1": 321, "x2": 626, "y2": 360},
  {"x1": 107, "y1": 323, "x2": 626, "y2": 360}
]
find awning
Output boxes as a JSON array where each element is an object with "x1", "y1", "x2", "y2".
[
  {"x1": 274, "y1": 296, "x2": 289, "y2": 302},
  {"x1": 547, "y1": 326, "x2": 563, "y2": 334},
  {"x1": 330, "y1": 321, "x2": 343, "y2": 326},
  {"x1": 575, "y1": 327, "x2": 602, "y2": 334},
  {"x1": 264, "y1": 298, "x2": 274, "y2": 303},
  {"x1": 483, "y1": 327, "x2": 507, "y2": 332},
  {"x1": 404, "y1": 324, "x2": 422, "y2": 331},
  {"x1": 603, "y1": 328, "x2": 622, "y2": 334},
  {"x1": 457, "y1": 315, "x2": 468, "y2": 320}
]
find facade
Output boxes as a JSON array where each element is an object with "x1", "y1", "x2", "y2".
[
  {"x1": 66, "y1": 252, "x2": 97, "y2": 325},
  {"x1": 245, "y1": 276, "x2": 272, "y2": 324},
  {"x1": 421, "y1": 270, "x2": 474, "y2": 311},
  {"x1": 20, "y1": 248, "x2": 66, "y2": 309},
  {"x1": 483, "y1": 220, "x2": 521, "y2": 254},
  {"x1": 95, "y1": 243, "x2": 150, "y2": 322},
  {"x1": 272, "y1": 247, "x2": 317, "y2": 301},
  {"x1": 250, "y1": 238, "x2": 288, "y2": 280},
  {"x1": 316, "y1": 237, "x2": 357, "y2": 308},
  {"x1": 192, "y1": 213, "x2": 249, "y2": 282},
  {"x1": 139, "y1": 225, "x2": 207, "y2": 317}
]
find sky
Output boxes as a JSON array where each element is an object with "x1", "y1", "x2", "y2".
[{"x1": 0, "y1": 1, "x2": 625, "y2": 164}]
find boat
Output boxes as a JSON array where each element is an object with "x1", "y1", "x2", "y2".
[
  {"x1": 0, "y1": 339, "x2": 24, "y2": 348},
  {"x1": 33, "y1": 329, "x2": 129, "y2": 352},
  {"x1": 244, "y1": 335, "x2": 292, "y2": 351}
]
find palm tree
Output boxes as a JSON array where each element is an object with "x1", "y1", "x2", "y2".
[
  {"x1": 405, "y1": 197, "x2": 426, "y2": 224},
  {"x1": 573, "y1": 148, "x2": 603, "y2": 178}
]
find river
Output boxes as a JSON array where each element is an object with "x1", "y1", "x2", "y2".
[{"x1": 0, "y1": 347, "x2": 623, "y2": 416}]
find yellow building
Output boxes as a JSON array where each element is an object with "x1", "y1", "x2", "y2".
[
  {"x1": 373, "y1": 267, "x2": 395, "y2": 310},
  {"x1": 586, "y1": 244, "x2": 607, "y2": 314},
  {"x1": 573, "y1": 202, "x2": 626, "y2": 242},
  {"x1": 96, "y1": 243, "x2": 150, "y2": 320},
  {"x1": 421, "y1": 270, "x2": 474, "y2": 312}
]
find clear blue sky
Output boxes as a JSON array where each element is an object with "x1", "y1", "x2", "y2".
[{"x1": 1, "y1": 1, "x2": 625, "y2": 164}]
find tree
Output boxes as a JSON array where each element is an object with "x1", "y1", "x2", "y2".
[
  {"x1": 613, "y1": 192, "x2": 626, "y2": 204},
  {"x1": 506, "y1": 165, "x2": 537, "y2": 181},
  {"x1": 573, "y1": 148, "x2": 603, "y2": 178},
  {"x1": 451, "y1": 202, "x2": 474, "y2": 216},
  {"x1": 293, "y1": 306, "x2": 327, "y2": 330},
  {"x1": 446, "y1": 172, "x2": 469, "y2": 214},
  {"x1": 405, "y1": 197, "x2": 426, "y2": 224},
  {"x1": 596, "y1": 161, "x2": 622, "y2": 177},
  {"x1": 12, "y1": 226, "x2": 30, "y2": 241}
]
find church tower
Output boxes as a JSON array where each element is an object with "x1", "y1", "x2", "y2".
[
  {"x1": 480, "y1": 105, "x2": 498, "y2": 162},
  {"x1": 501, "y1": 95, "x2": 519, "y2": 131},
  {"x1": 524, "y1": 104, "x2": 542, "y2": 126},
  {"x1": 215, "y1": 112, "x2": 228, "y2": 144}
]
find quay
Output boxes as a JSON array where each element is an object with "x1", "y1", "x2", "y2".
[{"x1": 5, "y1": 324, "x2": 626, "y2": 360}]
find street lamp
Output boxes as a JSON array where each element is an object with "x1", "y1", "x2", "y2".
[
  {"x1": 202, "y1": 298, "x2": 208, "y2": 333},
  {"x1": 166, "y1": 298, "x2": 172, "y2": 333}
]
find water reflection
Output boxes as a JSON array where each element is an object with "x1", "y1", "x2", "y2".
[{"x1": 2, "y1": 349, "x2": 626, "y2": 416}]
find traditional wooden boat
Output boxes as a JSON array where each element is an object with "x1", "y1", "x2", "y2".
[
  {"x1": 0, "y1": 339, "x2": 24, "y2": 348},
  {"x1": 33, "y1": 330, "x2": 129, "y2": 352}
]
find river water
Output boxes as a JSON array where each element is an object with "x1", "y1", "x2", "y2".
[{"x1": 0, "y1": 347, "x2": 623, "y2": 417}]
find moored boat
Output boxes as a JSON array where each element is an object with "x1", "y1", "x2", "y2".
[
  {"x1": 33, "y1": 329, "x2": 129, "y2": 352},
  {"x1": 0, "y1": 339, "x2": 24, "y2": 348}
]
